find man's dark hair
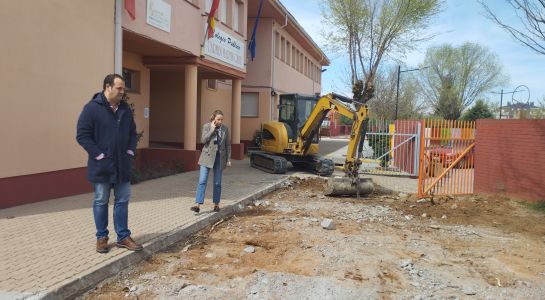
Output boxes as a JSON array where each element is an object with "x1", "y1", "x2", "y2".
[{"x1": 103, "y1": 74, "x2": 125, "y2": 90}]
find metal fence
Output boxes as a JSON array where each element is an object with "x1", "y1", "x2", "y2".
[
  {"x1": 360, "y1": 119, "x2": 421, "y2": 177},
  {"x1": 417, "y1": 119, "x2": 476, "y2": 196},
  {"x1": 324, "y1": 118, "x2": 477, "y2": 196}
]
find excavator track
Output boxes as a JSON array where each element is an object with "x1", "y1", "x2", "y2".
[
  {"x1": 291, "y1": 156, "x2": 335, "y2": 176},
  {"x1": 250, "y1": 152, "x2": 288, "y2": 174},
  {"x1": 313, "y1": 157, "x2": 335, "y2": 176}
]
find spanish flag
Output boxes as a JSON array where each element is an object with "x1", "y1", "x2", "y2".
[
  {"x1": 125, "y1": 0, "x2": 136, "y2": 20},
  {"x1": 207, "y1": 0, "x2": 220, "y2": 39}
]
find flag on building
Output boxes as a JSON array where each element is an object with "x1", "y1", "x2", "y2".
[
  {"x1": 207, "y1": 0, "x2": 221, "y2": 39},
  {"x1": 125, "y1": 0, "x2": 136, "y2": 20},
  {"x1": 248, "y1": 0, "x2": 264, "y2": 60}
]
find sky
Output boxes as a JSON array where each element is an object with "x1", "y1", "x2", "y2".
[{"x1": 279, "y1": 0, "x2": 545, "y2": 106}]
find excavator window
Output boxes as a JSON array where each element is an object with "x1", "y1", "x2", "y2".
[
  {"x1": 278, "y1": 94, "x2": 319, "y2": 144},
  {"x1": 278, "y1": 99, "x2": 295, "y2": 123},
  {"x1": 297, "y1": 99, "x2": 315, "y2": 129}
]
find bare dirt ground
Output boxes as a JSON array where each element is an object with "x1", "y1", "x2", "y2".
[{"x1": 82, "y1": 177, "x2": 545, "y2": 300}]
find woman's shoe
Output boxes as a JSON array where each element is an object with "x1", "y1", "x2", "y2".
[
  {"x1": 213, "y1": 205, "x2": 220, "y2": 212},
  {"x1": 190, "y1": 205, "x2": 200, "y2": 213}
]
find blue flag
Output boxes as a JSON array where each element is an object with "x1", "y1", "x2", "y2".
[{"x1": 248, "y1": 0, "x2": 264, "y2": 61}]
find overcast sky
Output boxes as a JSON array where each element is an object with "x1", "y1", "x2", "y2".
[{"x1": 279, "y1": 0, "x2": 545, "y2": 106}]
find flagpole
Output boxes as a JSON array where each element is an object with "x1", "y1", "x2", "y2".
[
  {"x1": 201, "y1": 15, "x2": 210, "y2": 57},
  {"x1": 200, "y1": 30, "x2": 208, "y2": 57},
  {"x1": 201, "y1": 0, "x2": 220, "y2": 57}
]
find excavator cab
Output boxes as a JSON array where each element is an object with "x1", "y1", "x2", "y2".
[{"x1": 277, "y1": 94, "x2": 320, "y2": 144}]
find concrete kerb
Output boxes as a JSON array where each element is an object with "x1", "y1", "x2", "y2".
[{"x1": 42, "y1": 177, "x2": 289, "y2": 300}]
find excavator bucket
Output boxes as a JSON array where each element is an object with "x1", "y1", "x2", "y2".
[{"x1": 325, "y1": 177, "x2": 374, "y2": 197}]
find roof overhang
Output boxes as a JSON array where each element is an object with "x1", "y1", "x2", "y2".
[{"x1": 248, "y1": 0, "x2": 330, "y2": 66}]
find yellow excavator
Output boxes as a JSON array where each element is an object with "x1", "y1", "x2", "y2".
[{"x1": 250, "y1": 93, "x2": 373, "y2": 196}]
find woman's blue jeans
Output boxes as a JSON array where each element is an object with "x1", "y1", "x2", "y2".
[
  {"x1": 93, "y1": 182, "x2": 131, "y2": 242},
  {"x1": 195, "y1": 152, "x2": 223, "y2": 204}
]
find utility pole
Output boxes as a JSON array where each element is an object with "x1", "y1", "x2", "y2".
[
  {"x1": 491, "y1": 85, "x2": 529, "y2": 119},
  {"x1": 395, "y1": 66, "x2": 428, "y2": 120}
]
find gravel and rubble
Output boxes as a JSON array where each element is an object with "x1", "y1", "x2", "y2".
[{"x1": 82, "y1": 176, "x2": 545, "y2": 300}]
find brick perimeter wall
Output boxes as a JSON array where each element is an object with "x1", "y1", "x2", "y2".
[{"x1": 475, "y1": 119, "x2": 545, "y2": 202}]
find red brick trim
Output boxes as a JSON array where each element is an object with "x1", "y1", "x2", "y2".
[
  {"x1": 0, "y1": 167, "x2": 91, "y2": 209},
  {"x1": 231, "y1": 143, "x2": 245, "y2": 160}
]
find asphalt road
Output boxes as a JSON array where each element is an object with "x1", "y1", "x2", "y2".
[{"x1": 318, "y1": 137, "x2": 349, "y2": 156}]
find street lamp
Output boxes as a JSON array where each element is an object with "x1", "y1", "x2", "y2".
[
  {"x1": 395, "y1": 65, "x2": 428, "y2": 120},
  {"x1": 491, "y1": 85, "x2": 529, "y2": 119}
]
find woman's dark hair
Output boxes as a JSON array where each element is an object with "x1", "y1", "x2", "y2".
[
  {"x1": 103, "y1": 74, "x2": 125, "y2": 90},
  {"x1": 210, "y1": 110, "x2": 224, "y2": 121}
]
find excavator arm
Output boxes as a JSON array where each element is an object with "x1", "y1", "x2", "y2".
[{"x1": 297, "y1": 93, "x2": 369, "y2": 177}]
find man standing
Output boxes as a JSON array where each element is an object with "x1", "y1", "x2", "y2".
[{"x1": 77, "y1": 74, "x2": 142, "y2": 253}]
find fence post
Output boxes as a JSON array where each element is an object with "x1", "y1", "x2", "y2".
[
  {"x1": 417, "y1": 119, "x2": 426, "y2": 197},
  {"x1": 413, "y1": 121, "x2": 421, "y2": 177}
]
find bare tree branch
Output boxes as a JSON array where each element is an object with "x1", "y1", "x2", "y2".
[{"x1": 480, "y1": 0, "x2": 545, "y2": 55}]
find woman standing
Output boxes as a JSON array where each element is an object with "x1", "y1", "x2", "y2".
[{"x1": 191, "y1": 110, "x2": 231, "y2": 213}]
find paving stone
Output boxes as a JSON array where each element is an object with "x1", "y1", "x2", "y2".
[{"x1": 0, "y1": 159, "x2": 288, "y2": 299}]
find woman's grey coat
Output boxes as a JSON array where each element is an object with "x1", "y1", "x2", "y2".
[{"x1": 198, "y1": 122, "x2": 231, "y2": 170}]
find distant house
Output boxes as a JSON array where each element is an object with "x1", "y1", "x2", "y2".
[{"x1": 501, "y1": 101, "x2": 544, "y2": 119}]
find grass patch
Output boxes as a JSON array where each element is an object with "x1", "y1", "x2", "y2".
[{"x1": 519, "y1": 201, "x2": 545, "y2": 213}]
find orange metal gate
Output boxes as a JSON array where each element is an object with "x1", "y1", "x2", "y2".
[{"x1": 418, "y1": 120, "x2": 476, "y2": 197}]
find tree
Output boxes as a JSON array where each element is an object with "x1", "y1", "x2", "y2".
[
  {"x1": 321, "y1": 0, "x2": 443, "y2": 102},
  {"x1": 368, "y1": 66, "x2": 425, "y2": 119},
  {"x1": 461, "y1": 99, "x2": 494, "y2": 121},
  {"x1": 418, "y1": 42, "x2": 507, "y2": 120},
  {"x1": 480, "y1": 0, "x2": 545, "y2": 55}
]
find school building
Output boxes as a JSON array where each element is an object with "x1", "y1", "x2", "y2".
[{"x1": 0, "y1": 0, "x2": 329, "y2": 208}]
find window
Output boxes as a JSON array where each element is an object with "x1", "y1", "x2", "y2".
[
  {"x1": 207, "y1": 79, "x2": 217, "y2": 90},
  {"x1": 286, "y1": 41, "x2": 291, "y2": 65},
  {"x1": 295, "y1": 49, "x2": 299, "y2": 71},
  {"x1": 122, "y1": 68, "x2": 140, "y2": 93},
  {"x1": 233, "y1": 0, "x2": 242, "y2": 32},
  {"x1": 274, "y1": 32, "x2": 280, "y2": 58},
  {"x1": 220, "y1": 0, "x2": 227, "y2": 23},
  {"x1": 278, "y1": 98, "x2": 295, "y2": 123},
  {"x1": 291, "y1": 46, "x2": 296, "y2": 68},
  {"x1": 241, "y1": 92, "x2": 259, "y2": 117},
  {"x1": 280, "y1": 36, "x2": 286, "y2": 62},
  {"x1": 205, "y1": 0, "x2": 225, "y2": 22}
]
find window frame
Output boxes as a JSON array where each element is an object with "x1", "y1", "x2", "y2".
[
  {"x1": 206, "y1": 79, "x2": 217, "y2": 91},
  {"x1": 241, "y1": 92, "x2": 260, "y2": 117},
  {"x1": 122, "y1": 67, "x2": 141, "y2": 94}
]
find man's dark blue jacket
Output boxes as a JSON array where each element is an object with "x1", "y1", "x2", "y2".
[{"x1": 76, "y1": 92, "x2": 137, "y2": 183}]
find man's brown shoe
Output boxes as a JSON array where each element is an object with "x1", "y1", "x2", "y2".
[
  {"x1": 116, "y1": 236, "x2": 143, "y2": 251},
  {"x1": 96, "y1": 237, "x2": 109, "y2": 253}
]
